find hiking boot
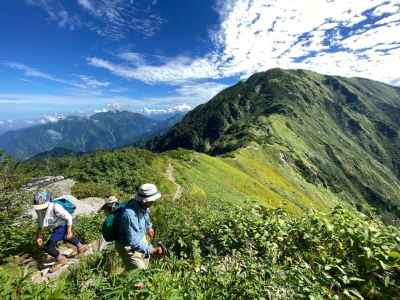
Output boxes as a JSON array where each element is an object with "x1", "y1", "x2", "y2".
[
  {"x1": 77, "y1": 244, "x2": 89, "y2": 255},
  {"x1": 49, "y1": 256, "x2": 67, "y2": 273}
]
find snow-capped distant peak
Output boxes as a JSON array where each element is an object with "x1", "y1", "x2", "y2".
[
  {"x1": 94, "y1": 108, "x2": 108, "y2": 113},
  {"x1": 93, "y1": 102, "x2": 124, "y2": 114},
  {"x1": 39, "y1": 113, "x2": 66, "y2": 124},
  {"x1": 143, "y1": 104, "x2": 192, "y2": 115}
]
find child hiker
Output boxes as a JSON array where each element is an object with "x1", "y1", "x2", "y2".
[{"x1": 34, "y1": 191, "x2": 88, "y2": 273}]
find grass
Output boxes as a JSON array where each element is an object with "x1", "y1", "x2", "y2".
[{"x1": 1, "y1": 146, "x2": 400, "y2": 299}]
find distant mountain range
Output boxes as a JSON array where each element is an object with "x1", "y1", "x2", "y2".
[{"x1": 0, "y1": 110, "x2": 185, "y2": 159}]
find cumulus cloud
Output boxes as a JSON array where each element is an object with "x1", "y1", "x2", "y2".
[
  {"x1": 27, "y1": 0, "x2": 163, "y2": 40},
  {"x1": 88, "y1": 0, "x2": 400, "y2": 86}
]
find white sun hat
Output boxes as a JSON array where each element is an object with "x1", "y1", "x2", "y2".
[
  {"x1": 106, "y1": 196, "x2": 119, "y2": 204},
  {"x1": 135, "y1": 183, "x2": 161, "y2": 203},
  {"x1": 33, "y1": 191, "x2": 52, "y2": 210}
]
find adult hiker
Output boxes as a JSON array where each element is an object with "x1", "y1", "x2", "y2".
[
  {"x1": 34, "y1": 191, "x2": 88, "y2": 273},
  {"x1": 115, "y1": 183, "x2": 164, "y2": 270},
  {"x1": 99, "y1": 195, "x2": 120, "y2": 215}
]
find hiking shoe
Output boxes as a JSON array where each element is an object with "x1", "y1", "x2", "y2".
[
  {"x1": 49, "y1": 256, "x2": 67, "y2": 273},
  {"x1": 77, "y1": 244, "x2": 89, "y2": 255}
]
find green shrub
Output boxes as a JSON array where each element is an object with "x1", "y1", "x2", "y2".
[{"x1": 74, "y1": 214, "x2": 103, "y2": 244}]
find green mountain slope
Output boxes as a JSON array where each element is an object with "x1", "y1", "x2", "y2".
[
  {"x1": 0, "y1": 111, "x2": 174, "y2": 160},
  {"x1": 2, "y1": 148, "x2": 399, "y2": 299},
  {"x1": 152, "y1": 69, "x2": 400, "y2": 218}
]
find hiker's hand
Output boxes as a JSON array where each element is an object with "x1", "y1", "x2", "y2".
[
  {"x1": 151, "y1": 246, "x2": 164, "y2": 256},
  {"x1": 66, "y1": 230, "x2": 73, "y2": 240},
  {"x1": 148, "y1": 228, "x2": 155, "y2": 238},
  {"x1": 36, "y1": 237, "x2": 44, "y2": 247}
]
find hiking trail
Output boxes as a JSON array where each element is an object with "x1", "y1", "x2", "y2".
[
  {"x1": 166, "y1": 162, "x2": 183, "y2": 200},
  {"x1": 7, "y1": 238, "x2": 109, "y2": 283}
]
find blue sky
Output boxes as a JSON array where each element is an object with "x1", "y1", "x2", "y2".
[{"x1": 0, "y1": 0, "x2": 399, "y2": 123}]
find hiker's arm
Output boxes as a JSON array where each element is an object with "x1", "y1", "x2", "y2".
[
  {"x1": 144, "y1": 209, "x2": 154, "y2": 236},
  {"x1": 66, "y1": 225, "x2": 73, "y2": 240},
  {"x1": 36, "y1": 228, "x2": 43, "y2": 237},
  {"x1": 36, "y1": 228, "x2": 44, "y2": 247},
  {"x1": 54, "y1": 204, "x2": 74, "y2": 239},
  {"x1": 122, "y1": 211, "x2": 153, "y2": 255}
]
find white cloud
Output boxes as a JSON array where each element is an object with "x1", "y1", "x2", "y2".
[
  {"x1": 212, "y1": 0, "x2": 400, "y2": 83},
  {"x1": 94, "y1": 108, "x2": 108, "y2": 113},
  {"x1": 27, "y1": 0, "x2": 163, "y2": 39},
  {"x1": 176, "y1": 82, "x2": 228, "y2": 99},
  {"x1": 4, "y1": 62, "x2": 113, "y2": 90},
  {"x1": 4, "y1": 62, "x2": 85, "y2": 88},
  {"x1": 87, "y1": 56, "x2": 220, "y2": 85},
  {"x1": 77, "y1": 0, "x2": 163, "y2": 39},
  {"x1": 143, "y1": 104, "x2": 192, "y2": 115},
  {"x1": 78, "y1": 75, "x2": 111, "y2": 88},
  {"x1": 118, "y1": 52, "x2": 145, "y2": 66},
  {"x1": 26, "y1": 0, "x2": 80, "y2": 30},
  {"x1": 77, "y1": 0, "x2": 93, "y2": 11},
  {"x1": 88, "y1": 0, "x2": 400, "y2": 86},
  {"x1": 40, "y1": 113, "x2": 66, "y2": 123}
]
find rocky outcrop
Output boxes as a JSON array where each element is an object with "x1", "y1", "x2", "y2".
[{"x1": 25, "y1": 177, "x2": 106, "y2": 217}]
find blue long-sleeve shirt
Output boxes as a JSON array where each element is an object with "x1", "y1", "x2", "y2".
[{"x1": 117, "y1": 200, "x2": 153, "y2": 255}]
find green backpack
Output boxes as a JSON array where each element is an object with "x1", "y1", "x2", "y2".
[{"x1": 102, "y1": 204, "x2": 126, "y2": 242}]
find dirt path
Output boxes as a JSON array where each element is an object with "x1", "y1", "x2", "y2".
[
  {"x1": 26, "y1": 239, "x2": 108, "y2": 283},
  {"x1": 166, "y1": 162, "x2": 183, "y2": 200}
]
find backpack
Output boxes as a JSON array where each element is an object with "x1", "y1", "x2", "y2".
[
  {"x1": 52, "y1": 195, "x2": 76, "y2": 215},
  {"x1": 102, "y1": 204, "x2": 127, "y2": 242}
]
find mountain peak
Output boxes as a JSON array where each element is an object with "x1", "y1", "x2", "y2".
[{"x1": 150, "y1": 69, "x2": 400, "y2": 217}]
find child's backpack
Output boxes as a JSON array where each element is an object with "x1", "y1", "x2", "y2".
[
  {"x1": 52, "y1": 195, "x2": 76, "y2": 215},
  {"x1": 102, "y1": 204, "x2": 127, "y2": 242}
]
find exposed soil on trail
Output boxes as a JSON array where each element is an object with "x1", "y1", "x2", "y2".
[{"x1": 166, "y1": 163, "x2": 183, "y2": 200}]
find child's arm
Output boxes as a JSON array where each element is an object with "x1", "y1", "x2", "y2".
[{"x1": 54, "y1": 204, "x2": 74, "y2": 239}]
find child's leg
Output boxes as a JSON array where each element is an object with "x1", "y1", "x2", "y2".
[
  {"x1": 43, "y1": 226, "x2": 67, "y2": 259},
  {"x1": 43, "y1": 239, "x2": 60, "y2": 258},
  {"x1": 64, "y1": 235, "x2": 82, "y2": 247}
]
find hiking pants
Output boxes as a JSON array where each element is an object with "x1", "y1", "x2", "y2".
[
  {"x1": 115, "y1": 243, "x2": 150, "y2": 270},
  {"x1": 43, "y1": 225, "x2": 82, "y2": 258}
]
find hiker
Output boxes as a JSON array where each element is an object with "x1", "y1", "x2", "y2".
[
  {"x1": 115, "y1": 183, "x2": 164, "y2": 270},
  {"x1": 99, "y1": 195, "x2": 120, "y2": 215},
  {"x1": 34, "y1": 191, "x2": 88, "y2": 273}
]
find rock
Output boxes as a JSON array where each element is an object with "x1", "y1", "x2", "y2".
[
  {"x1": 22, "y1": 176, "x2": 65, "y2": 191},
  {"x1": 23, "y1": 177, "x2": 75, "y2": 198},
  {"x1": 45, "y1": 179, "x2": 76, "y2": 198},
  {"x1": 78, "y1": 197, "x2": 106, "y2": 215},
  {"x1": 28, "y1": 195, "x2": 105, "y2": 219},
  {"x1": 29, "y1": 239, "x2": 104, "y2": 283}
]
